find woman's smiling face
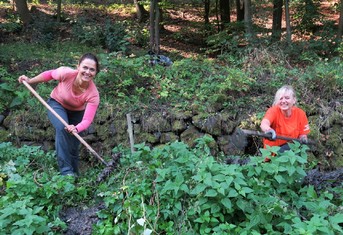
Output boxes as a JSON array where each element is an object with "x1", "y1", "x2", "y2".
[
  {"x1": 77, "y1": 58, "x2": 97, "y2": 82},
  {"x1": 276, "y1": 90, "x2": 296, "y2": 111}
]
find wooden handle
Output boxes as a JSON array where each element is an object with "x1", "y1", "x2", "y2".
[
  {"x1": 241, "y1": 129, "x2": 315, "y2": 145},
  {"x1": 22, "y1": 81, "x2": 108, "y2": 166}
]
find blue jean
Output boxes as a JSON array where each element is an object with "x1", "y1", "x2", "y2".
[{"x1": 47, "y1": 98, "x2": 84, "y2": 176}]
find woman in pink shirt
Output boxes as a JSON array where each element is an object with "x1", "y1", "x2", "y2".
[{"x1": 18, "y1": 53, "x2": 100, "y2": 177}]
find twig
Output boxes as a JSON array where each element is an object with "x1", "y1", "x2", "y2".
[{"x1": 33, "y1": 169, "x2": 43, "y2": 187}]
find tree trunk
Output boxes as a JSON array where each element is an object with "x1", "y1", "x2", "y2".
[
  {"x1": 271, "y1": 0, "x2": 283, "y2": 42},
  {"x1": 134, "y1": 0, "x2": 149, "y2": 23},
  {"x1": 149, "y1": 0, "x2": 160, "y2": 54},
  {"x1": 236, "y1": 0, "x2": 244, "y2": 21},
  {"x1": 155, "y1": 5, "x2": 160, "y2": 53},
  {"x1": 219, "y1": 0, "x2": 230, "y2": 30},
  {"x1": 204, "y1": 0, "x2": 210, "y2": 24},
  {"x1": 149, "y1": 0, "x2": 155, "y2": 52},
  {"x1": 244, "y1": 0, "x2": 253, "y2": 41},
  {"x1": 338, "y1": 0, "x2": 343, "y2": 40},
  {"x1": 14, "y1": 0, "x2": 32, "y2": 26},
  {"x1": 285, "y1": 0, "x2": 292, "y2": 44},
  {"x1": 56, "y1": 0, "x2": 62, "y2": 22}
]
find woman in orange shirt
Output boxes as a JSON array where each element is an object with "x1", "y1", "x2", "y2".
[{"x1": 260, "y1": 85, "x2": 310, "y2": 153}]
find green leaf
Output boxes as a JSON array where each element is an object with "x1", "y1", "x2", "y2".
[
  {"x1": 204, "y1": 173, "x2": 213, "y2": 186},
  {"x1": 247, "y1": 214, "x2": 260, "y2": 229},
  {"x1": 174, "y1": 201, "x2": 182, "y2": 212},
  {"x1": 277, "y1": 156, "x2": 288, "y2": 162},
  {"x1": 0, "y1": 83, "x2": 13, "y2": 91},
  {"x1": 275, "y1": 175, "x2": 283, "y2": 183},
  {"x1": 220, "y1": 198, "x2": 232, "y2": 210},
  {"x1": 288, "y1": 166, "x2": 296, "y2": 176},
  {"x1": 0, "y1": 207, "x2": 16, "y2": 218},
  {"x1": 217, "y1": 186, "x2": 225, "y2": 196},
  {"x1": 306, "y1": 186, "x2": 317, "y2": 199},
  {"x1": 236, "y1": 199, "x2": 246, "y2": 211},
  {"x1": 228, "y1": 189, "x2": 238, "y2": 197},
  {"x1": 242, "y1": 187, "x2": 254, "y2": 194},
  {"x1": 225, "y1": 176, "x2": 234, "y2": 186},
  {"x1": 212, "y1": 174, "x2": 226, "y2": 182},
  {"x1": 10, "y1": 96, "x2": 24, "y2": 108},
  {"x1": 162, "y1": 180, "x2": 174, "y2": 193},
  {"x1": 296, "y1": 167, "x2": 307, "y2": 176},
  {"x1": 211, "y1": 204, "x2": 220, "y2": 214},
  {"x1": 156, "y1": 168, "x2": 167, "y2": 181},
  {"x1": 210, "y1": 217, "x2": 219, "y2": 223},
  {"x1": 329, "y1": 213, "x2": 343, "y2": 231},
  {"x1": 254, "y1": 166, "x2": 262, "y2": 174},
  {"x1": 234, "y1": 182, "x2": 241, "y2": 191},
  {"x1": 180, "y1": 183, "x2": 189, "y2": 193},
  {"x1": 205, "y1": 189, "x2": 218, "y2": 197},
  {"x1": 190, "y1": 183, "x2": 207, "y2": 195}
]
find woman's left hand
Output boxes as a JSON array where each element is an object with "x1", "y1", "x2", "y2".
[{"x1": 65, "y1": 125, "x2": 78, "y2": 134}]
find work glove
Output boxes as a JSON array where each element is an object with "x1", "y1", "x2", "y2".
[
  {"x1": 265, "y1": 129, "x2": 277, "y2": 141},
  {"x1": 299, "y1": 136, "x2": 308, "y2": 144}
]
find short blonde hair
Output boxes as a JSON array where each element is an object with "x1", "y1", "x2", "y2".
[{"x1": 273, "y1": 85, "x2": 296, "y2": 106}]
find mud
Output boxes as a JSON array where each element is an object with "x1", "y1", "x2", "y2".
[{"x1": 59, "y1": 204, "x2": 105, "y2": 235}]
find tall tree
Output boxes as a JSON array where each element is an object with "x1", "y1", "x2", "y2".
[
  {"x1": 219, "y1": 0, "x2": 231, "y2": 30},
  {"x1": 149, "y1": 0, "x2": 160, "y2": 54},
  {"x1": 338, "y1": 0, "x2": 343, "y2": 40},
  {"x1": 271, "y1": 0, "x2": 283, "y2": 42},
  {"x1": 14, "y1": 0, "x2": 32, "y2": 26},
  {"x1": 284, "y1": 0, "x2": 292, "y2": 44},
  {"x1": 204, "y1": 0, "x2": 211, "y2": 24},
  {"x1": 244, "y1": 0, "x2": 253, "y2": 41},
  {"x1": 56, "y1": 0, "x2": 62, "y2": 22},
  {"x1": 236, "y1": 0, "x2": 244, "y2": 21},
  {"x1": 134, "y1": 0, "x2": 149, "y2": 23}
]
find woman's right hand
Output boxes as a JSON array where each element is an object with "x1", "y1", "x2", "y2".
[{"x1": 18, "y1": 75, "x2": 30, "y2": 83}]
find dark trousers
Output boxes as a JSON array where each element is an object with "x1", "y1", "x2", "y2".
[
  {"x1": 279, "y1": 143, "x2": 290, "y2": 153},
  {"x1": 47, "y1": 98, "x2": 84, "y2": 176}
]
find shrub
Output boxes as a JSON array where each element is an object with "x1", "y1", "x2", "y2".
[{"x1": 94, "y1": 139, "x2": 343, "y2": 234}]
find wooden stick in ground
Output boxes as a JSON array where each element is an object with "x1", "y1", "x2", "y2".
[
  {"x1": 22, "y1": 80, "x2": 108, "y2": 166},
  {"x1": 126, "y1": 113, "x2": 135, "y2": 153}
]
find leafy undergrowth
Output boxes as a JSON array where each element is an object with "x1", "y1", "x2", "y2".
[
  {"x1": 1, "y1": 2, "x2": 343, "y2": 234},
  {"x1": 1, "y1": 139, "x2": 342, "y2": 234}
]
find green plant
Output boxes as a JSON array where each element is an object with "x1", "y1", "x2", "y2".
[
  {"x1": 0, "y1": 68, "x2": 27, "y2": 112},
  {"x1": 299, "y1": 60, "x2": 343, "y2": 101},
  {"x1": 93, "y1": 139, "x2": 343, "y2": 234},
  {"x1": 0, "y1": 22, "x2": 22, "y2": 33},
  {"x1": 205, "y1": 22, "x2": 246, "y2": 56},
  {"x1": 71, "y1": 17, "x2": 103, "y2": 47},
  {"x1": 0, "y1": 142, "x2": 97, "y2": 234},
  {"x1": 292, "y1": 0, "x2": 322, "y2": 34},
  {"x1": 71, "y1": 17, "x2": 131, "y2": 53},
  {"x1": 103, "y1": 20, "x2": 131, "y2": 53}
]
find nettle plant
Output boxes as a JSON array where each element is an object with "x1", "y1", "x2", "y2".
[
  {"x1": 0, "y1": 143, "x2": 89, "y2": 234},
  {"x1": 94, "y1": 138, "x2": 343, "y2": 235}
]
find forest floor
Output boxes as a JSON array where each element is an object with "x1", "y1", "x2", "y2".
[{"x1": 0, "y1": 1, "x2": 340, "y2": 57}]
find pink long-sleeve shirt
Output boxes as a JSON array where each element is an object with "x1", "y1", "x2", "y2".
[{"x1": 41, "y1": 67, "x2": 100, "y2": 133}]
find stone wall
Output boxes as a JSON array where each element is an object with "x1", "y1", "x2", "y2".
[{"x1": 1, "y1": 102, "x2": 343, "y2": 169}]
